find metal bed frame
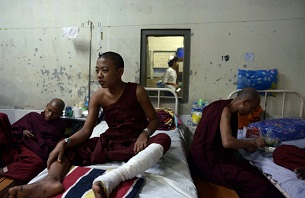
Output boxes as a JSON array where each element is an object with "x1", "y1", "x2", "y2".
[{"x1": 227, "y1": 89, "x2": 304, "y2": 118}]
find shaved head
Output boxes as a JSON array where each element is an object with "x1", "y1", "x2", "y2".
[
  {"x1": 49, "y1": 98, "x2": 65, "y2": 112},
  {"x1": 237, "y1": 87, "x2": 260, "y2": 102},
  {"x1": 44, "y1": 98, "x2": 65, "y2": 121}
]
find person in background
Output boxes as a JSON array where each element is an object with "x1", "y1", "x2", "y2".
[
  {"x1": 188, "y1": 87, "x2": 284, "y2": 198},
  {"x1": 273, "y1": 145, "x2": 305, "y2": 180},
  {"x1": 0, "y1": 98, "x2": 66, "y2": 182},
  {"x1": 162, "y1": 55, "x2": 180, "y2": 91},
  {"x1": 9, "y1": 51, "x2": 171, "y2": 198}
]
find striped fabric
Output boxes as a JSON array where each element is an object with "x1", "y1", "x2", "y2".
[{"x1": 52, "y1": 166, "x2": 144, "y2": 198}]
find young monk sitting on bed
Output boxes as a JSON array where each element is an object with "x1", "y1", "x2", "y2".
[
  {"x1": 0, "y1": 98, "x2": 66, "y2": 182},
  {"x1": 9, "y1": 51, "x2": 171, "y2": 198},
  {"x1": 273, "y1": 145, "x2": 305, "y2": 180},
  {"x1": 188, "y1": 87, "x2": 284, "y2": 198}
]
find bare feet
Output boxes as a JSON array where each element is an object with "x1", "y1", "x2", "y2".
[
  {"x1": 92, "y1": 180, "x2": 107, "y2": 198},
  {"x1": 8, "y1": 175, "x2": 63, "y2": 198},
  {"x1": 294, "y1": 167, "x2": 305, "y2": 180}
]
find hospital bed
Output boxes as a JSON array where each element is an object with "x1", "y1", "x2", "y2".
[
  {"x1": 29, "y1": 87, "x2": 198, "y2": 198},
  {"x1": 228, "y1": 89, "x2": 305, "y2": 198}
]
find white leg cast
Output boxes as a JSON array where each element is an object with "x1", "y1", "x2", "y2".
[{"x1": 93, "y1": 143, "x2": 164, "y2": 197}]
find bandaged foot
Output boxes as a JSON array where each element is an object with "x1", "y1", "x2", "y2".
[{"x1": 93, "y1": 143, "x2": 163, "y2": 197}]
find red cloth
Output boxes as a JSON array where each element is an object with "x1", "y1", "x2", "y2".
[
  {"x1": 0, "y1": 113, "x2": 12, "y2": 145},
  {"x1": 51, "y1": 166, "x2": 144, "y2": 198},
  {"x1": 273, "y1": 145, "x2": 305, "y2": 171},
  {"x1": 3, "y1": 145, "x2": 44, "y2": 181},
  {"x1": 0, "y1": 112, "x2": 66, "y2": 181},
  {"x1": 67, "y1": 82, "x2": 171, "y2": 166},
  {"x1": 188, "y1": 100, "x2": 284, "y2": 198},
  {"x1": 11, "y1": 112, "x2": 66, "y2": 162},
  {"x1": 238, "y1": 106, "x2": 263, "y2": 129}
]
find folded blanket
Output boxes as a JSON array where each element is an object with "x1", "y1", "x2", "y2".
[{"x1": 52, "y1": 166, "x2": 144, "y2": 198}]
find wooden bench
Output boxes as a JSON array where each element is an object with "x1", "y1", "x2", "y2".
[
  {"x1": 191, "y1": 173, "x2": 239, "y2": 198},
  {"x1": 0, "y1": 177, "x2": 20, "y2": 198}
]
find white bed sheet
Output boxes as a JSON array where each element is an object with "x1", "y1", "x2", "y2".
[
  {"x1": 238, "y1": 130, "x2": 305, "y2": 198},
  {"x1": 30, "y1": 121, "x2": 197, "y2": 198}
]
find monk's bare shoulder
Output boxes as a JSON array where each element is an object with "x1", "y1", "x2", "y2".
[{"x1": 90, "y1": 88, "x2": 108, "y2": 107}]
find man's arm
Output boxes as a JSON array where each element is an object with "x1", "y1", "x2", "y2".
[
  {"x1": 11, "y1": 113, "x2": 35, "y2": 138},
  {"x1": 133, "y1": 85, "x2": 160, "y2": 153},
  {"x1": 47, "y1": 92, "x2": 100, "y2": 168},
  {"x1": 219, "y1": 106, "x2": 265, "y2": 150},
  {"x1": 136, "y1": 85, "x2": 160, "y2": 133},
  {"x1": 62, "y1": 92, "x2": 101, "y2": 147}
]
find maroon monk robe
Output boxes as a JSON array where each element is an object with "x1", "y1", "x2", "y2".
[
  {"x1": 0, "y1": 113, "x2": 18, "y2": 166},
  {"x1": 66, "y1": 82, "x2": 171, "y2": 166},
  {"x1": 0, "y1": 112, "x2": 66, "y2": 181},
  {"x1": 273, "y1": 145, "x2": 305, "y2": 171},
  {"x1": 188, "y1": 100, "x2": 284, "y2": 198},
  {"x1": 11, "y1": 112, "x2": 66, "y2": 162}
]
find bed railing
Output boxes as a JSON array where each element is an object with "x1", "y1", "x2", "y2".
[
  {"x1": 227, "y1": 89, "x2": 304, "y2": 118},
  {"x1": 145, "y1": 87, "x2": 179, "y2": 115}
]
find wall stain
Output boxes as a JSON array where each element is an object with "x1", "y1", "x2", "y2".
[
  {"x1": 41, "y1": 69, "x2": 50, "y2": 75},
  {"x1": 52, "y1": 68, "x2": 62, "y2": 81},
  {"x1": 60, "y1": 86, "x2": 65, "y2": 93},
  {"x1": 77, "y1": 72, "x2": 81, "y2": 79},
  {"x1": 77, "y1": 86, "x2": 87, "y2": 97}
]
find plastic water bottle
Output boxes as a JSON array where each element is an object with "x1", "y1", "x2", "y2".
[
  {"x1": 83, "y1": 96, "x2": 89, "y2": 110},
  {"x1": 198, "y1": 99, "x2": 205, "y2": 112},
  {"x1": 191, "y1": 101, "x2": 198, "y2": 116},
  {"x1": 191, "y1": 102, "x2": 201, "y2": 126}
]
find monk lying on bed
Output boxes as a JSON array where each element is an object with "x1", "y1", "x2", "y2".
[
  {"x1": 273, "y1": 144, "x2": 305, "y2": 180},
  {"x1": 9, "y1": 51, "x2": 171, "y2": 198},
  {"x1": 0, "y1": 98, "x2": 66, "y2": 182}
]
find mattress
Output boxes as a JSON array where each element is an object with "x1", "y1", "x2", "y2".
[{"x1": 238, "y1": 130, "x2": 305, "y2": 198}]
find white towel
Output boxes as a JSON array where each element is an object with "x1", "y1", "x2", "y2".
[{"x1": 62, "y1": 27, "x2": 79, "y2": 39}]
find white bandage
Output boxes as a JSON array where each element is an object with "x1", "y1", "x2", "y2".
[{"x1": 93, "y1": 143, "x2": 164, "y2": 197}]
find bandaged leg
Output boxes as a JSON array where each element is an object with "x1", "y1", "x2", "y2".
[{"x1": 93, "y1": 143, "x2": 163, "y2": 197}]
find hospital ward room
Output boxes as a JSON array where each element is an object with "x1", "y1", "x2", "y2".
[{"x1": 1, "y1": 1, "x2": 305, "y2": 198}]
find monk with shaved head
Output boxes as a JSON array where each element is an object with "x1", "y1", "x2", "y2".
[
  {"x1": 188, "y1": 87, "x2": 285, "y2": 198},
  {"x1": 0, "y1": 98, "x2": 66, "y2": 182}
]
